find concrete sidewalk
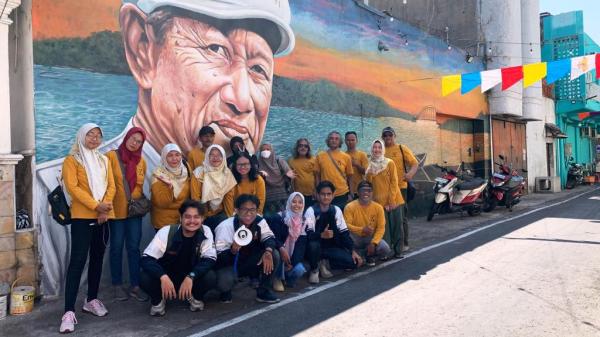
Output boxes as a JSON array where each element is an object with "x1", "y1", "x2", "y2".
[{"x1": 2, "y1": 185, "x2": 597, "y2": 337}]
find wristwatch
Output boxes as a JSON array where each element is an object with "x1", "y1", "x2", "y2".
[{"x1": 187, "y1": 271, "x2": 196, "y2": 281}]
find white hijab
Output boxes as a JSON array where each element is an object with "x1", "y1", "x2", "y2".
[
  {"x1": 152, "y1": 143, "x2": 188, "y2": 198},
  {"x1": 69, "y1": 123, "x2": 108, "y2": 202},
  {"x1": 367, "y1": 139, "x2": 391, "y2": 176},
  {"x1": 194, "y1": 144, "x2": 237, "y2": 211}
]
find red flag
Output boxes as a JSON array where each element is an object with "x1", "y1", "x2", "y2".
[
  {"x1": 501, "y1": 66, "x2": 524, "y2": 90},
  {"x1": 596, "y1": 53, "x2": 600, "y2": 79}
]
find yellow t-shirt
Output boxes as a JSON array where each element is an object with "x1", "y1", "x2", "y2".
[
  {"x1": 315, "y1": 150, "x2": 354, "y2": 197},
  {"x1": 223, "y1": 176, "x2": 266, "y2": 216},
  {"x1": 343, "y1": 200, "x2": 386, "y2": 245},
  {"x1": 366, "y1": 161, "x2": 404, "y2": 206},
  {"x1": 187, "y1": 147, "x2": 205, "y2": 171},
  {"x1": 346, "y1": 150, "x2": 369, "y2": 194},
  {"x1": 384, "y1": 144, "x2": 418, "y2": 189},
  {"x1": 288, "y1": 157, "x2": 317, "y2": 196}
]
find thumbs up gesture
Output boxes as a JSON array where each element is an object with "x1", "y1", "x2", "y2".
[{"x1": 320, "y1": 224, "x2": 334, "y2": 239}]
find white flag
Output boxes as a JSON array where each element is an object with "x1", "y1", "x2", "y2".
[
  {"x1": 570, "y1": 55, "x2": 596, "y2": 80},
  {"x1": 480, "y1": 69, "x2": 502, "y2": 92}
]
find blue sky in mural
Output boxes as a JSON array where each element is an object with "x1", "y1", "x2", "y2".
[{"x1": 290, "y1": 0, "x2": 483, "y2": 73}]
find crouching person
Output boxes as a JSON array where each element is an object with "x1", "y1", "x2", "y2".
[
  {"x1": 214, "y1": 194, "x2": 281, "y2": 304},
  {"x1": 140, "y1": 200, "x2": 217, "y2": 316},
  {"x1": 344, "y1": 181, "x2": 392, "y2": 266},
  {"x1": 305, "y1": 181, "x2": 363, "y2": 284}
]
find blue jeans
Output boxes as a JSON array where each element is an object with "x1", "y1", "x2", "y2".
[{"x1": 109, "y1": 217, "x2": 142, "y2": 287}]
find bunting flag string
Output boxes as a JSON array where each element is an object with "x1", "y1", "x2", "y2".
[{"x1": 441, "y1": 53, "x2": 599, "y2": 96}]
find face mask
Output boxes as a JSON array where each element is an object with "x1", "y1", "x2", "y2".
[{"x1": 261, "y1": 150, "x2": 272, "y2": 159}]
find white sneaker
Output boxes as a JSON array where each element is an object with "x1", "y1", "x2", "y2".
[
  {"x1": 82, "y1": 299, "x2": 108, "y2": 317},
  {"x1": 150, "y1": 299, "x2": 166, "y2": 316},
  {"x1": 273, "y1": 278, "x2": 285, "y2": 292},
  {"x1": 308, "y1": 270, "x2": 319, "y2": 284},
  {"x1": 188, "y1": 297, "x2": 204, "y2": 312},
  {"x1": 319, "y1": 260, "x2": 333, "y2": 279},
  {"x1": 59, "y1": 311, "x2": 77, "y2": 333}
]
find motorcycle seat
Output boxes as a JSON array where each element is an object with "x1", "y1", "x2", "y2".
[{"x1": 456, "y1": 177, "x2": 486, "y2": 190}]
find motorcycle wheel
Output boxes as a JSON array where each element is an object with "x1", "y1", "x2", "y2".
[
  {"x1": 565, "y1": 178, "x2": 575, "y2": 190},
  {"x1": 467, "y1": 207, "x2": 481, "y2": 216},
  {"x1": 483, "y1": 198, "x2": 497, "y2": 212},
  {"x1": 427, "y1": 203, "x2": 438, "y2": 222}
]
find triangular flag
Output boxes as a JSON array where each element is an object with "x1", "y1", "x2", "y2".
[
  {"x1": 570, "y1": 55, "x2": 596, "y2": 80},
  {"x1": 596, "y1": 53, "x2": 600, "y2": 79},
  {"x1": 442, "y1": 75, "x2": 461, "y2": 96},
  {"x1": 461, "y1": 72, "x2": 481, "y2": 94},
  {"x1": 501, "y1": 66, "x2": 523, "y2": 90},
  {"x1": 546, "y1": 59, "x2": 570, "y2": 84},
  {"x1": 523, "y1": 62, "x2": 547, "y2": 88},
  {"x1": 480, "y1": 69, "x2": 502, "y2": 92}
]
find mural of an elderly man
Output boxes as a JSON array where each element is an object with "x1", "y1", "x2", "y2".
[{"x1": 36, "y1": 0, "x2": 295, "y2": 297}]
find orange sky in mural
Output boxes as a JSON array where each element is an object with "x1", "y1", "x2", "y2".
[{"x1": 277, "y1": 38, "x2": 486, "y2": 119}]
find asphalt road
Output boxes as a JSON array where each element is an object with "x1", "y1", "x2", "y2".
[{"x1": 181, "y1": 188, "x2": 600, "y2": 337}]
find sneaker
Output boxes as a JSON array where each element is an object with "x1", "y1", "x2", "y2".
[
  {"x1": 308, "y1": 270, "x2": 319, "y2": 284},
  {"x1": 273, "y1": 278, "x2": 285, "y2": 292},
  {"x1": 394, "y1": 252, "x2": 404, "y2": 259},
  {"x1": 402, "y1": 245, "x2": 410, "y2": 252},
  {"x1": 380, "y1": 255, "x2": 391, "y2": 262},
  {"x1": 129, "y1": 286, "x2": 149, "y2": 302},
  {"x1": 150, "y1": 299, "x2": 166, "y2": 316},
  {"x1": 113, "y1": 285, "x2": 128, "y2": 301},
  {"x1": 59, "y1": 311, "x2": 77, "y2": 333},
  {"x1": 82, "y1": 299, "x2": 108, "y2": 317},
  {"x1": 188, "y1": 297, "x2": 205, "y2": 312},
  {"x1": 366, "y1": 257, "x2": 376, "y2": 267},
  {"x1": 256, "y1": 289, "x2": 280, "y2": 304},
  {"x1": 319, "y1": 260, "x2": 333, "y2": 279},
  {"x1": 219, "y1": 291, "x2": 232, "y2": 303},
  {"x1": 249, "y1": 278, "x2": 260, "y2": 289}
]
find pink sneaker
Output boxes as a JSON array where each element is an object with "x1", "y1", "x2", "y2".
[
  {"x1": 59, "y1": 311, "x2": 77, "y2": 333},
  {"x1": 82, "y1": 299, "x2": 108, "y2": 317}
]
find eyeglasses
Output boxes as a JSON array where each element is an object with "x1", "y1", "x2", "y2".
[
  {"x1": 298, "y1": 144, "x2": 309, "y2": 148},
  {"x1": 127, "y1": 138, "x2": 143, "y2": 145},
  {"x1": 86, "y1": 134, "x2": 102, "y2": 140},
  {"x1": 238, "y1": 207, "x2": 257, "y2": 214},
  {"x1": 236, "y1": 163, "x2": 251, "y2": 168}
]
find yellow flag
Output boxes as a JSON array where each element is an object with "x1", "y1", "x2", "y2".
[
  {"x1": 442, "y1": 75, "x2": 461, "y2": 96},
  {"x1": 523, "y1": 62, "x2": 547, "y2": 88}
]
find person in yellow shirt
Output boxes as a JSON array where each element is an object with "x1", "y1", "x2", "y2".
[
  {"x1": 60, "y1": 123, "x2": 116, "y2": 332},
  {"x1": 151, "y1": 144, "x2": 191, "y2": 230},
  {"x1": 382, "y1": 126, "x2": 418, "y2": 251},
  {"x1": 315, "y1": 131, "x2": 354, "y2": 209},
  {"x1": 344, "y1": 131, "x2": 369, "y2": 198},
  {"x1": 344, "y1": 181, "x2": 392, "y2": 265},
  {"x1": 106, "y1": 126, "x2": 149, "y2": 302},
  {"x1": 224, "y1": 152, "x2": 266, "y2": 216},
  {"x1": 187, "y1": 126, "x2": 215, "y2": 171},
  {"x1": 288, "y1": 138, "x2": 317, "y2": 209},
  {"x1": 190, "y1": 144, "x2": 237, "y2": 231},
  {"x1": 366, "y1": 139, "x2": 404, "y2": 258}
]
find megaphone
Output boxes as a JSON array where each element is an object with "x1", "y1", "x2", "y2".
[{"x1": 234, "y1": 226, "x2": 253, "y2": 246}]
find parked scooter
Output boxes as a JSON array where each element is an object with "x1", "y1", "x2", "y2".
[
  {"x1": 482, "y1": 155, "x2": 527, "y2": 212},
  {"x1": 565, "y1": 157, "x2": 583, "y2": 189},
  {"x1": 427, "y1": 162, "x2": 487, "y2": 221}
]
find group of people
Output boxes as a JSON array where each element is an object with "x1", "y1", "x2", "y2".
[{"x1": 57, "y1": 123, "x2": 418, "y2": 333}]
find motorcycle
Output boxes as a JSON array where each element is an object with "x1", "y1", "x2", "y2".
[
  {"x1": 427, "y1": 162, "x2": 487, "y2": 221},
  {"x1": 565, "y1": 157, "x2": 583, "y2": 189},
  {"x1": 482, "y1": 155, "x2": 526, "y2": 212}
]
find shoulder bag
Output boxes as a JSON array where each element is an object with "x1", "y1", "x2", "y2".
[{"x1": 116, "y1": 152, "x2": 151, "y2": 218}]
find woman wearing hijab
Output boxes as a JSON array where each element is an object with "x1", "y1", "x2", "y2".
[
  {"x1": 151, "y1": 144, "x2": 191, "y2": 230},
  {"x1": 59, "y1": 123, "x2": 116, "y2": 333},
  {"x1": 258, "y1": 143, "x2": 296, "y2": 216},
  {"x1": 288, "y1": 138, "x2": 317, "y2": 210},
  {"x1": 365, "y1": 140, "x2": 405, "y2": 258},
  {"x1": 106, "y1": 127, "x2": 149, "y2": 302},
  {"x1": 191, "y1": 144, "x2": 237, "y2": 231},
  {"x1": 266, "y1": 192, "x2": 309, "y2": 291},
  {"x1": 227, "y1": 136, "x2": 260, "y2": 171},
  {"x1": 224, "y1": 152, "x2": 267, "y2": 216}
]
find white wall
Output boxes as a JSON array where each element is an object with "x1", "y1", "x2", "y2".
[{"x1": 0, "y1": 23, "x2": 12, "y2": 154}]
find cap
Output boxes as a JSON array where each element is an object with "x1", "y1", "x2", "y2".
[
  {"x1": 234, "y1": 226, "x2": 253, "y2": 246},
  {"x1": 198, "y1": 126, "x2": 215, "y2": 136},
  {"x1": 123, "y1": 0, "x2": 295, "y2": 56},
  {"x1": 382, "y1": 127, "x2": 396, "y2": 136}
]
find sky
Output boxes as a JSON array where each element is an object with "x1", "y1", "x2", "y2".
[{"x1": 541, "y1": 0, "x2": 600, "y2": 43}]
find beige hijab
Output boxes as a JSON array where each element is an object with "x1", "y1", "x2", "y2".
[
  {"x1": 70, "y1": 123, "x2": 109, "y2": 201},
  {"x1": 367, "y1": 139, "x2": 391, "y2": 176},
  {"x1": 193, "y1": 144, "x2": 237, "y2": 211},
  {"x1": 152, "y1": 144, "x2": 188, "y2": 198}
]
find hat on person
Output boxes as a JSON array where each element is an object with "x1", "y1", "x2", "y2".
[
  {"x1": 123, "y1": 0, "x2": 295, "y2": 56},
  {"x1": 382, "y1": 127, "x2": 396, "y2": 136}
]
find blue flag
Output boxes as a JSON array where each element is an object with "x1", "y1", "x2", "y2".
[
  {"x1": 546, "y1": 59, "x2": 570, "y2": 84},
  {"x1": 461, "y1": 72, "x2": 481, "y2": 94}
]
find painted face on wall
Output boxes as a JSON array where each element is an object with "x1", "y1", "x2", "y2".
[{"x1": 122, "y1": 8, "x2": 275, "y2": 156}]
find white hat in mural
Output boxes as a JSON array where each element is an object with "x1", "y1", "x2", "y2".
[{"x1": 123, "y1": 0, "x2": 295, "y2": 56}]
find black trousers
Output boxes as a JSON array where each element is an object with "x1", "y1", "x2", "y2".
[
  {"x1": 64, "y1": 219, "x2": 108, "y2": 312},
  {"x1": 292, "y1": 236, "x2": 319, "y2": 271},
  {"x1": 216, "y1": 250, "x2": 280, "y2": 295},
  {"x1": 140, "y1": 270, "x2": 217, "y2": 306}
]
